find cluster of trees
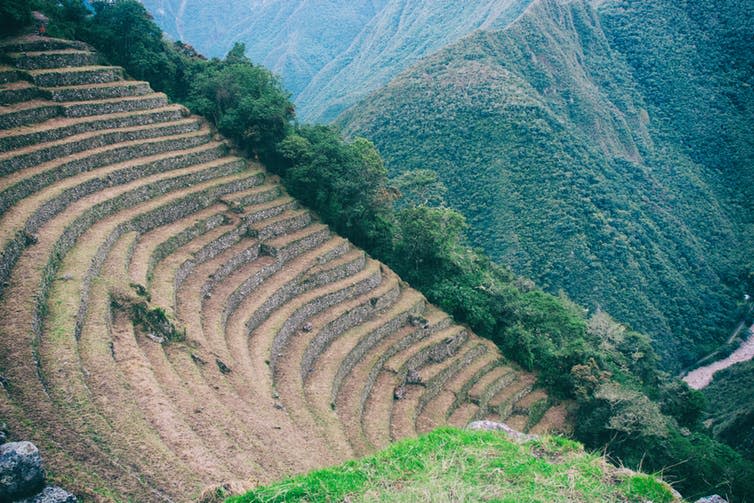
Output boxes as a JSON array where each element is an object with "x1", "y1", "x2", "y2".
[{"x1": 4, "y1": 1, "x2": 754, "y2": 499}]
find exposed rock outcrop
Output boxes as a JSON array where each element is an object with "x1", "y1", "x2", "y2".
[{"x1": 0, "y1": 441, "x2": 76, "y2": 502}]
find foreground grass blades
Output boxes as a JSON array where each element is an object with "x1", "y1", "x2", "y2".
[{"x1": 228, "y1": 427, "x2": 676, "y2": 503}]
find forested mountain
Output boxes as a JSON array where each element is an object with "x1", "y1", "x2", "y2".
[
  {"x1": 139, "y1": 0, "x2": 534, "y2": 121},
  {"x1": 339, "y1": 0, "x2": 754, "y2": 370},
  {"x1": 704, "y1": 359, "x2": 754, "y2": 461},
  {"x1": 139, "y1": 0, "x2": 385, "y2": 100}
]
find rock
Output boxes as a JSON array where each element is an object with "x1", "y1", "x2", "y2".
[
  {"x1": 408, "y1": 314, "x2": 428, "y2": 327},
  {"x1": 145, "y1": 332, "x2": 165, "y2": 344},
  {"x1": 467, "y1": 421, "x2": 537, "y2": 442},
  {"x1": 393, "y1": 385, "x2": 406, "y2": 400},
  {"x1": 0, "y1": 441, "x2": 46, "y2": 500},
  {"x1": 302, "y1": 322, "x2": 313, "y2": 333},
  {"x1": 18, "y1": 486, "x2": 77, "y2": 503},
  {"x1": 216, "y1": 358, "x2": 231, "y2": 374},
  {"x1": 695, "y1": 496, "x2": 728, "y2": 503},
  {"x1": 405, "y1": 369, "x2": 422, "y2": 385}
]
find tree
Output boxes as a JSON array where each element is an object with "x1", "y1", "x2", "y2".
[
  {"x1": 0, "y1": 0, "x2": 31, "y2": 34},
  {"x1": 186, "y1": 48, "x2": 293, "y2": 164}
]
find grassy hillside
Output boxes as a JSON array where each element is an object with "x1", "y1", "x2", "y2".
[
  {"x1": 224, "y1": 427, "x2": 678, "y2": 503},
  {"x1": 338, "y1": 0, "x2": 754, "y2": 370}
]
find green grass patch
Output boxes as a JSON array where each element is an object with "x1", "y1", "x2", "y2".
[{"x1": 228, "y1": 428, "x2": 677, "y2": 502}]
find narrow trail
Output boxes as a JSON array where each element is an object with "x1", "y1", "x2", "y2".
[{"x1": 683, "y1": 325, "x2": 754, "y2": 389}]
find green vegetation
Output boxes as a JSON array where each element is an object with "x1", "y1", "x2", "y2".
[
  {"x1": 138, "y1": 0, "x2": 535, "y2": 121},
  {"x1": 5, "y1": 1, "x2": 754, "y2": 500},
  {"x1": 139, "y1": 0, "x2": 385, "y2": 102},
  {"x1": 703, "y1": 360, "x2": 754, "y2": 461},
  {"x1": 338, "y1": 0, "x2": 753, "y2": 373},
  {"x1": 228, "y1": 427, "x2": 676, "y2": 503},
  {"x1": 110, "y1": 286, "x2": 184, "y2": 343}
]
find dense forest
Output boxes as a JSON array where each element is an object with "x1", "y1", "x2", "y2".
[
  {"x1": 703, "y1": 360, "x2": 754, "y2": 462},
  {"x1": 339, "y1": 0, "x2": 754, "y2": 372},
  {"x1": 3, "y1": 0, "x2": 754, "y2": 500}
]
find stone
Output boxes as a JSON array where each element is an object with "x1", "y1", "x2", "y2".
[
  {"x1": 18, "y1": 486, "x2": 77, "y2": 503},
  {"x1": 0, "y1": 441, "x2": 46, "y2": 500},
  {"x1": 302, "y1": 322, "x2": 313, "y2": 332},
  {"x1": 467, "y1": 421, "x2": 537, "y2": 442},
  {"x1": 145, "y1": 332, "x2": 165, "y2": 344},
  {"x1": 405, "y1": 369, "x2": 422, "y2": 385},
  {"x1": 216, "y1": 358, "x2": 231, "y2": 374},
  {"x1": 393, "y1": 385, "x2": 406, "y2": 400},
  {"x1": 695, "y1": 496, "x2": 728, "y2": 503}
]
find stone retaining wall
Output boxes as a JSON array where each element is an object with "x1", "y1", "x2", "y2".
[
  {"x1": 29, "y1": 67, "x2": 123, "y2": 87},
  {"x1": 146, "y1": 212, "x2": 230, "y2": 287},
  {"x1": 416, "y1": 344, "x2": 488, "y2": 418},
  {"x1": 0, "y1": 119, "x2": 201, "y2": 174},
  {"x1": 0, "y1": 107, "x2": 187, "y2": 151},
  {"x1": 69, "y1": 171, "x2": 261, "y2": 341},
  {"x1": 0, "y1": 103, "x2": 59, "y2": 129},
  {"x1": 268, "y1": 266, "x2": 383, "y2": 374},
  {"x1": 0, "y1": 135, "x2": 221, "y2": 216},
  {"x1": 10, "y1": 51, "x2": 99, "y2": 70},
  {"x1": 0, "y1": 152, "x2": 234, "y2": 299},
  {"x1": 299, "y1": 283, "x2": 401, "y2": 383},
  {"x1": 448, "y1": 360, "x2": 500, "y2": 418},
  {"x1": 46, "y1": 81, "x2": 151, "y2": 102},
  {"x1": 62, "y1": 94, "x2": 168, "y2": 118},
  {"x1": 244, "y1": 253, "x2": 367, "y2": 337}
]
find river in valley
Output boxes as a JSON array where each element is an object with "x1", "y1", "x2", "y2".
[{"x1": 683, "y1": 325, "x2": 754, "y2": 389}]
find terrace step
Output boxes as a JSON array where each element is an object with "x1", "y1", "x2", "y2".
[
  {"x1": 273, "y1": 271, "x2": 402, "y2": 458},
  {"x1": 0, "y1": 104, "x2": 188, "y2": 152},
  {"x1": 0, "y1": 130, "x2": 220, "y2": 222},
  {"x1": 0, "y1": 65, "x2": 22, "y2": 84},
  {"x1": 0, "y1": 117, "x2": 202, "y2": 174},
  {"x1": 415, "y1": 344, "x2": 499, "y2": 434},
  {"x1": 60, "y1": 92, "x2": 169, "y2": 118},
  {"x1": 6, "y1": 49, "x2": 99, "y2": 70},
  {"x1": 0, "y1": 99, "x2": 59, "y2": 129},
  {"x1": 27, "y1": 65, "x2": 124, "y2": 87},
  {"x1": 467, "y1": 364, "x2": 516, "y2": 405},
  {"x1": 448, "y1": 402, "x2": 480, "y2": 428},
  {"x1": 0, "y1": 80, "x2": 41, "y2": 105},
  {"x1": 0, "y1": 153, "x2": 246, "y2": 300},
  {"x1": 201, "y1": 229, "x2": 344, "y2": 352},
  {"x1": 0, "y1": 35, "x2": 89, "y2": 53},
  {"x1": 356, "y1": 308, "x2": 453, "y2": 450},
  {"x1": 389, "y1": 339, "x2": 482, "y2": 442},
  {"x1": 488, "y1": 375, "x2": 538, "y2": 421},
  {"x1": 43, "y1": 80, "x2": 153, "y2": 101}
]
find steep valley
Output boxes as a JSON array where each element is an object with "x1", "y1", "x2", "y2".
[
  {"x1": 140, "y1": 0, "x2": 535, "y2": 121},
  {"x1": 2, "y1": 0, "x2": 754, "y2": 500},
  {"x1": 339, "y1": 0, "x2": 754, "y2": 370}
]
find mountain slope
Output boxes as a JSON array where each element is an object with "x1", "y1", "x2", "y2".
[
  {"x1": 138, "y1": 0, "x2": 534, "y2": 122},
  {"x1": 295, "y1": 0, "x2": 534, "y2": 122},
  {"x1": 0, "y1": 35, "x2": 551, "y2": 500},
  {"x1": 140, "y1": 0, "x2": 387, "y2": 98},
  {"x1": 338, "y1": 0, "x2": 754, "y2": 369}
]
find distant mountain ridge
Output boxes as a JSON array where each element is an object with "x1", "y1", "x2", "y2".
[
  {"x1": 338, "y1": 0, "x2": 754, "y2": 369},
  {"x1": 139, "y1": 0, "x2": 533, "y2": 121}
]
